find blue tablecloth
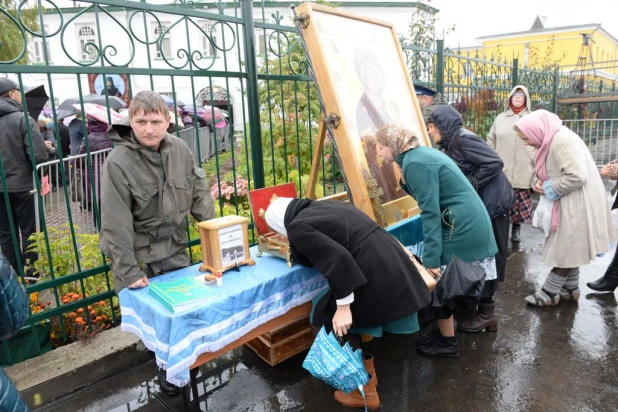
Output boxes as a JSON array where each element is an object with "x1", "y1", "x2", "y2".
[
  {"x1": 120, "y1": 215, "x2": 423, "y2": 387},
  {"x1": 120, "y1": 247, "x2": 328, "y2": 386}
]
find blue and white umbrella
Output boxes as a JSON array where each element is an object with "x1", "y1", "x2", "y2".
[{"x1": 303, "y1": 327, "x2": 370, "y2": 409}]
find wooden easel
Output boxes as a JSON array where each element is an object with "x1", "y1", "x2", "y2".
[{"x1": 306, "y1": 116, "x2": 348, "y2": 201}]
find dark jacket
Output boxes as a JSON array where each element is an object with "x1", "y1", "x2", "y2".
[
  {"x1": 0, "y1": 97, "x2": 49, "y2": 192},
  {"x1": 42, "y1": 129, "x2": 57, "y2": 158},
  {"x1": 431, "y1": 106, "x2": 514, "y2": 219},
  {"x1": 0, "y1": 253, "x2": 30, "y2": 411},
  {"x1": 77, "y1": 122, "x2": 112, "y2": 207},
  {"x1": 397, "y1": 147, "x2": 498, "y2": 269},
  {"x1": 284, "y1": 199, "x2": 431, "y2": 329},
  {"x1": 58, "y1": 122, "x2": 71, "y2": 157},
  {"x1": 68, "y1": 118, "x2": 85, "y2": 156}
]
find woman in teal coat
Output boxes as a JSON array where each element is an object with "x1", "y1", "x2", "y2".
[{"x1": 375, "y1": 125, "x2": 497, "y2": 358}]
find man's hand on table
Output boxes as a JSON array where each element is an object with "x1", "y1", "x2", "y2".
[
  {"x1": 128, "y1": 275, "x2": 149, "y2": 289},
  {"x1": 332, "y1": 304, "x2": 353, "y2": 337}
]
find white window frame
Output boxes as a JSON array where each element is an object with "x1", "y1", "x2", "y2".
[
  {"x1": 76, "y1": 24, "x2": 97, "y2": 62},
  {"x1": 199, "y1": 20, "x2": 217, "y2": 57},
  {"x1": 152, "y1": 22, "x2": 172, "y2": 59},
  {"x1": 32, "y1": 25, "x2": 52, "y2": 63},
  {"x1": 254, "y1": 28, "x2": 266, "y2": 55}
]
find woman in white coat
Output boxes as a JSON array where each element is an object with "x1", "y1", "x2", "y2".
[
  {"x1": 514, "y1": 110, "x2": 616, "y2": 306},
  {"x1": 487, "y1": 85, "x2": 535, "y2": 244}
]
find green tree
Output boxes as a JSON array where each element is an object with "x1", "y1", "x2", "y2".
[
  {"x1": 0, "y1": 0, "x2": 40, "y2": 64},
  {"x1": 406, "y1": 0, "x2": 454, "y2": 82}
]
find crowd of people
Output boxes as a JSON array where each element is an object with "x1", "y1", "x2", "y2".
[{"x1": 1, "y1": 76, "x2": 618, "y2": 411}]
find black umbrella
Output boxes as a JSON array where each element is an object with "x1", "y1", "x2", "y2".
[
  {"x1": 24, "y1": 84, "x2": 49, "y2": 121},
  {"x1": 58, "y1": 93, "x2": 126, "y2": 112},
  {"x1": 55, "y1": 108, "x2": 80, "y2": 120}
]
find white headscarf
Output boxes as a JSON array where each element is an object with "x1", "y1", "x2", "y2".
[{"x1": 265, "y1": 197, "x2": 294, "y2": 237}]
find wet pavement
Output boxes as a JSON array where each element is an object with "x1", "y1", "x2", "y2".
[{"x1": 36, "y1": 222, "x2": 618, "y2": 412}]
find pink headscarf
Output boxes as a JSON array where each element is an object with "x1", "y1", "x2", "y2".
[{"x1": 514, "y1": 110, "x2": 563, "y2": 232}]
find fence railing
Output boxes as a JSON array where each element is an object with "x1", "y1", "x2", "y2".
[
  {"x1": 565, "y1": 119, "x2": 618, "y2": 166},
  {"x1": 176, "y1": 125, "x2": 230, "y2": 163},
  {"x1": 34, "y1": 149, "x2": 112, "y2": 237}
]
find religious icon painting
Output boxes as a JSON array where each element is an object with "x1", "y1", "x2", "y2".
[{"x1": 294, "y1": 3, "x2": 431, "y2": 226}]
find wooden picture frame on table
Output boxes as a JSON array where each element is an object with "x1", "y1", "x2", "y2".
[{"x1": 294, "y1": 2, "x2": 431, "y2": 227}]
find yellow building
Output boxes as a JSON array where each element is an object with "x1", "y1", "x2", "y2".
[{"x1": 457, "y1": 16, "x2": 618, "y2": 79}]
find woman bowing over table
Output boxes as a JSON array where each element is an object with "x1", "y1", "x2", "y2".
[{"x1": 265, "y1": 197, "x2": 431, "y2": 411}]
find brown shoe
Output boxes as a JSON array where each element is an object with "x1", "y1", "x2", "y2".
[
  {"x1": 363, "y1": 353, "x2": 377, "y2": 387},
  {"x1": 334, "y1": 373, "x2": 380, "y2": 410},
  {"x1": 457, "y1": 302, "x2": 498, "y2": 333}
]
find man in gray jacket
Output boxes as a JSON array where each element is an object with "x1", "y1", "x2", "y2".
[
  {"x1": 0, "y1": 78, "x2": 51, "y2": 278},
  {"x1": 99, "y1": 90, "x2": 214, "y2": 396}
]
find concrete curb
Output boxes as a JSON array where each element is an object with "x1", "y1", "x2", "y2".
[{"x1": 4, "y1": 326, "x2": 152, "y2": 410}]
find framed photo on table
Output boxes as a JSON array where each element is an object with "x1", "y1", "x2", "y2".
[{"x1": 294, "y1": 2, "x2": 431, "y2": 227}]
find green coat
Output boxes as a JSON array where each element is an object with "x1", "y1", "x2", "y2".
[
  {"x1": 396, "y1": 146, "x2": 497, "y2": 269},
  {"x1": 99, "y1": 118, "x2": 214, "y2": 294}
]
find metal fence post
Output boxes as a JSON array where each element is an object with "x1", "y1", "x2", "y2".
[
  {"x1": 512, "y1": 58, "x2": 519, "y2": 89},
  {"x1": 241, "y1": 0, "x2": 265, "y2": 189},
  {"x1": 436, "y1": 39, "x2": 444, "y2": 94},
  {"x1": 553, "y1": 65, "x2": 560, "y2": 114}
]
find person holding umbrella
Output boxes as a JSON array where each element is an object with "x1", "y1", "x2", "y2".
[
  {"x1": 0, "y1": 78, "x2": 52, "y2": 279},
  {"x1": 265, "y1": 197, "x2": 431, "y2": 410}
]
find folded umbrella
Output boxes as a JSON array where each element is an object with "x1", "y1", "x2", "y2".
[
  {"x1": 432, "y1": 255, "x2": 486, "y2": 315},
  {"x1": 303, "y1": 327, "x2": 369, "y2": 396},
  {"x1": 24, "y1": 84, "x2": 49, "y2": 121},
  {"x1": 72, "y1": 103, "x2": 123, "y2": 125},
  {"x1": 59, "y1": 94, "x2": 126, "y2": 112}
]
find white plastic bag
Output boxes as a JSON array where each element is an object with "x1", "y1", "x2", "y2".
[{"x1": 532, "y1": 196, "x2": 554, "y2": 237}]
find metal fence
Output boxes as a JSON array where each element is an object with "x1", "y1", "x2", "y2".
[
  {"x1": 564, "y1": 119, "x2": 618, "y2": 166},
  {"x1": 176, "y1": 125, "x2": 230, "y2": 163},
  {"x1": 34, "y1": 149, "x2": 111, "y2": 236},
  {"x1": 0, "y1": 0, "x2": 590, "y2": 362}
]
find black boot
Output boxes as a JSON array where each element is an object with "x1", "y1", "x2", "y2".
[
  {"x1": 457, "y1": 302, "x2": 498, "y2": 333},
  {"x1": 587, "y1": 276, "x2": 618, "y2": 292},
  {"x1": 157, "y1": 367, "x2": 182, "y2": 397},
  {"x1": 416, "y1": 332, "x2": 459, "y2": 358},
  {"x1": 511, "y1": 223, "x2": 521, "y2": 243},
  {"x1": 588, "y1": 250, "x2": 618, "y2": 293}
]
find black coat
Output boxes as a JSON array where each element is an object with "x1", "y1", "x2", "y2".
[
  {"x1": 431, "y1": 106, "x2": 514, "y2": 219},
  {"x1": 0, "y1": 97, "x2": 49, "y2": 192},
  {"x1": 284, "y1": 199, "x2": 431, "y2": 329},
  {"x1": 58, "y1": 122, "x2": 71, "y2": 157}
]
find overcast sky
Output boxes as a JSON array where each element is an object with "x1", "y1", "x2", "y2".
[
  {"x1": 48, "y1": 0, "x2": 618, "y2": 50},
  {"x1": 431, "y1": 0, "x2": 618, "y2": 48}
]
